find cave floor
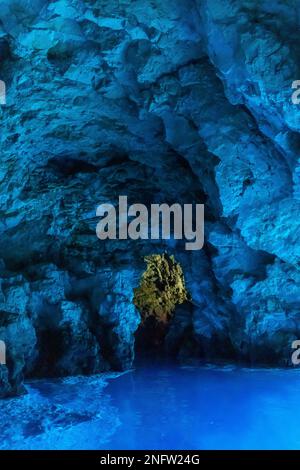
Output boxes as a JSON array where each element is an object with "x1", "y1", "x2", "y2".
[{"x1": 1, "y1": 364, "x2": 300, "y2": 450}]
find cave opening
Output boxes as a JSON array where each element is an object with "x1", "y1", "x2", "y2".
[{"x1": 133, "y1": 253, "x2": 190, "y2": 359}]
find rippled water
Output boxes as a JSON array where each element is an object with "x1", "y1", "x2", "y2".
[{"x1": 1, "y1": 364, "x2": 300, "y2": 450}]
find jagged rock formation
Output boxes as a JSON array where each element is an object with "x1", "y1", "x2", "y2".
[
  {"x1": 134, "y1": 254, "x2": 188, "y2": 325},
  {"x1": 133, "y1": 253, "x2": 189, "y2": 352},
  {"x1": 0, "y1": 0, "x2": 299, "y2": 397}
]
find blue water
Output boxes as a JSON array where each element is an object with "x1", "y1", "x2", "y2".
[{"x1": 1, "y1": 364, "x2": 300, "y2": 450}]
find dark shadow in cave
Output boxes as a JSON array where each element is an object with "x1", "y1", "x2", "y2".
[{"x1": 134, "y1": 315, "x2": 170, "y2": 360}]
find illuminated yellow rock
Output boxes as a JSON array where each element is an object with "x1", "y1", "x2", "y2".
[{"x1": 133, "y1": 254, "x2": 189, "y2": 324}]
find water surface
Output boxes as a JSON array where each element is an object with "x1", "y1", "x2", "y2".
[{"x1": 1, "y1": 365, "x2": 300, "y2": 450}]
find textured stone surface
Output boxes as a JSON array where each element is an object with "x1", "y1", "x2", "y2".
[{"x1": 0, "y1": 0, "x2": 299, "y2": 396}]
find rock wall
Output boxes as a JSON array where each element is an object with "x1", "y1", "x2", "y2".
[{"x1": 0, "y1": 0, "x2": 299, "y2": 396}]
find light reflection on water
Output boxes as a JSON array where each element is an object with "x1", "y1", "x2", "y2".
[{"x1": 1, "y1": 364, "x2": 300, "y2": 450}]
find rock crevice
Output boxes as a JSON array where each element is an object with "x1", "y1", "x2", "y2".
[{"x1": 0, "y1": 0, "x2": 300, "y2": 397}]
